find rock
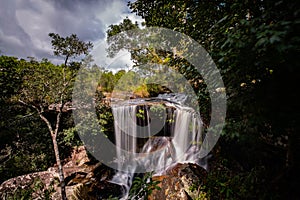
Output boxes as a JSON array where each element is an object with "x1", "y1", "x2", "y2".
[
  {"x1": 149, "y1": 163, "x2": 208, "y2": 200},
  {"x1": 68, "y1": 180, "x2": 125, "y2": 200},
  {"x1": 0, "y1": 171, "x2": 58, "y2": 199},
  {"x1": 0, "y1": 146, "x2": 117, "y2": 199},
  {"x1": 58, "y1": 148, "x2": 116, "y2": 199}
]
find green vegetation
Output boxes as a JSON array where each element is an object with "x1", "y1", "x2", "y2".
[
  {"x1": 0, "y1": 33, "x2": 93, "y2": 199},
  {"x1": 106, "y1": 0, "x2": 299, "y2": 199},
  {"x1": 128, "y1": 172, "x2": 161, "y2": 199}
]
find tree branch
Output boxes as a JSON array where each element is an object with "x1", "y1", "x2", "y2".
[
  {"x1": 18, "y1": 99, "x2": 40, "y2": 113},
  {"x1": 39, "y1": 113, "x2": 54, "y2": 135},
  {"x1": 54, "y1": 111, "x2": 62, "y2": 137},
  {"x1": 19, "y1": 99, "x2": 54, "y2": 135}
]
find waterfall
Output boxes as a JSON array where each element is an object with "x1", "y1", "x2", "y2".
[
  {"x1": 110, "y1": 95, "x2": 204, "y2": 199},
  {"x1": 110, "y1": 104, "x2": 139, "y2": 196}
]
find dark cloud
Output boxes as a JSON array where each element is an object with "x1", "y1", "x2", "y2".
[
  {"x1": 0, "y1": 0, "x2": 140, "y2": 62},
  {"x1": 51, "y1": 0, "x2": 113, "y2": 11},
  {"x1": 0, "y1": 1, "x2": 35, "y2": 57}
]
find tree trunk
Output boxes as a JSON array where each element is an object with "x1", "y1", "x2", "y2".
[
  {"x1": 52, "y1": 134, "x2": 67, "y2": 200},
  {"x1": 38, "y1": 112, "x2": 67, "y2": 200}
]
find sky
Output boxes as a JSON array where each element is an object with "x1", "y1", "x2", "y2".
[{"x1": 0, "y1": 0, "x2": 143, "y2": 68}]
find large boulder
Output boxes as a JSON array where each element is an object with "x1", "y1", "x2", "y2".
[
  {"x1": 149, "y1": 163, "x2": 208, "y2": 200},
  {"x1": 0, "y1": 170, "x2": 58, "y2": 199}
]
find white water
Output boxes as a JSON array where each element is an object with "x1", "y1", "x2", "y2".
[
  {"x1": 110, "y1": 104, "x2": 139, "y2": 196},
  {"x1": 110, "y1": 97, "x2": 204, "y2": 199}
]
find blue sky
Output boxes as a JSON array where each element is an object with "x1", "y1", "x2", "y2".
[{"x1": 0, "y1": 0, "x2": 143, "y2": 65}]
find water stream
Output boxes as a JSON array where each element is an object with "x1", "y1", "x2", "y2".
[{"x1": 110, "y1": 94, "x2": 205, "y2": 199}]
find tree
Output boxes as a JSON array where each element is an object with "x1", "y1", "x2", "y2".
[
  {"x1": 18, "y1": 33, "x2": 92, "y2": 200},
  {"x1": 127, "y1": 0, "x2": 300, "y2": 130},
  {"x1": 107, "y1": 17, "x2": 139, "y2": 39},
  {"x1": 110, "y1": 0, "x2": 300, "y2": 198},
  {"x1": 0, "y1": 56, "x2": 23, "y2": 130}
]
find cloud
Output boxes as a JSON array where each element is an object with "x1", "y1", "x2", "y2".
[
  {"x1": 0, "y1": 0, "x2": 143, "y2": 64},
  {"x1": 91, "y1": 39, "x2": 134, "y2": 73},
  {"x1": 0, "y1": 0, "x2": 35, "y2": 57}
]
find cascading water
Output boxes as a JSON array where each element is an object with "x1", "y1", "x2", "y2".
[{"x1": 110, "y1": 94, "x2": 204, "y2": 199}]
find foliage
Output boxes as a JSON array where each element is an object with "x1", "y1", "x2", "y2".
[
  {"x1": 105, "y1": 196, "x2": 119, "y2": 200},
  {"x1": 98, "y1": 69, "x2": 142, "y2": 95},
  {"x1": 99, "y1": 70, "x2": 115, "y2": 92},
  {"x1": 127, "y1": 0, "x2": 300, "y2": 132},
  {"x1": 96, "y1": 101, "x2": 115, "y2": 141},
  {"x1": 136, "y1": 108, "x2": 145, "y2": 120},
  {"x1": 203, "y1": 158, "x2": 275, "y2": 200},
  {"x1": 18, "y1": 59, "x2": 70, "y2": 106},
  {"x1": 149, "y1": 104, "x2": 165, "y2": 118},
  {"x1": 189, "y1": 182, "x2": 208, "y2": 200},
  {"x1": 1, "y1": 32, "x2": 93, "y2": 200},
  {"x1": 0, "y1": 56, "x2": 22, "y2": 102},
  {"x1": 195, "y1": 192, "x2": 208, "y2": 200},
  {"x1": 0, "y1": 57, "x2": 56, "y2": 182},
  {"x1": 0, "y1": 114, "x2": 54, "y2": 183},
  {"x1": 128, "y1": 172, "x2": 161, "y2": 200},
  {"x1": 61, "y1": 127, "x2": 82, "y2": 147},
  {"x1": 0, "y1": 56, "x2": 23, "y2": 149},
  {"x1": 106, "y1": 0, "x2": 300, "y2": 198},
  {"x1": 48, "y1": 33, "x2": 93, "y2": 66},
  {"x1": 107, "y1": 18, "x2": 139, "y2": 40},
  {"x1": 133, "y1": 83, "x2": 172, "y2": 98},
  {"x1": 0, "y1": 56, "x2": 83, "y2": 183}
]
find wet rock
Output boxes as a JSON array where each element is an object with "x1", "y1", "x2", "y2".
[{"x1": 149, "y1": 163, "x2": 207, "y2": 200}]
